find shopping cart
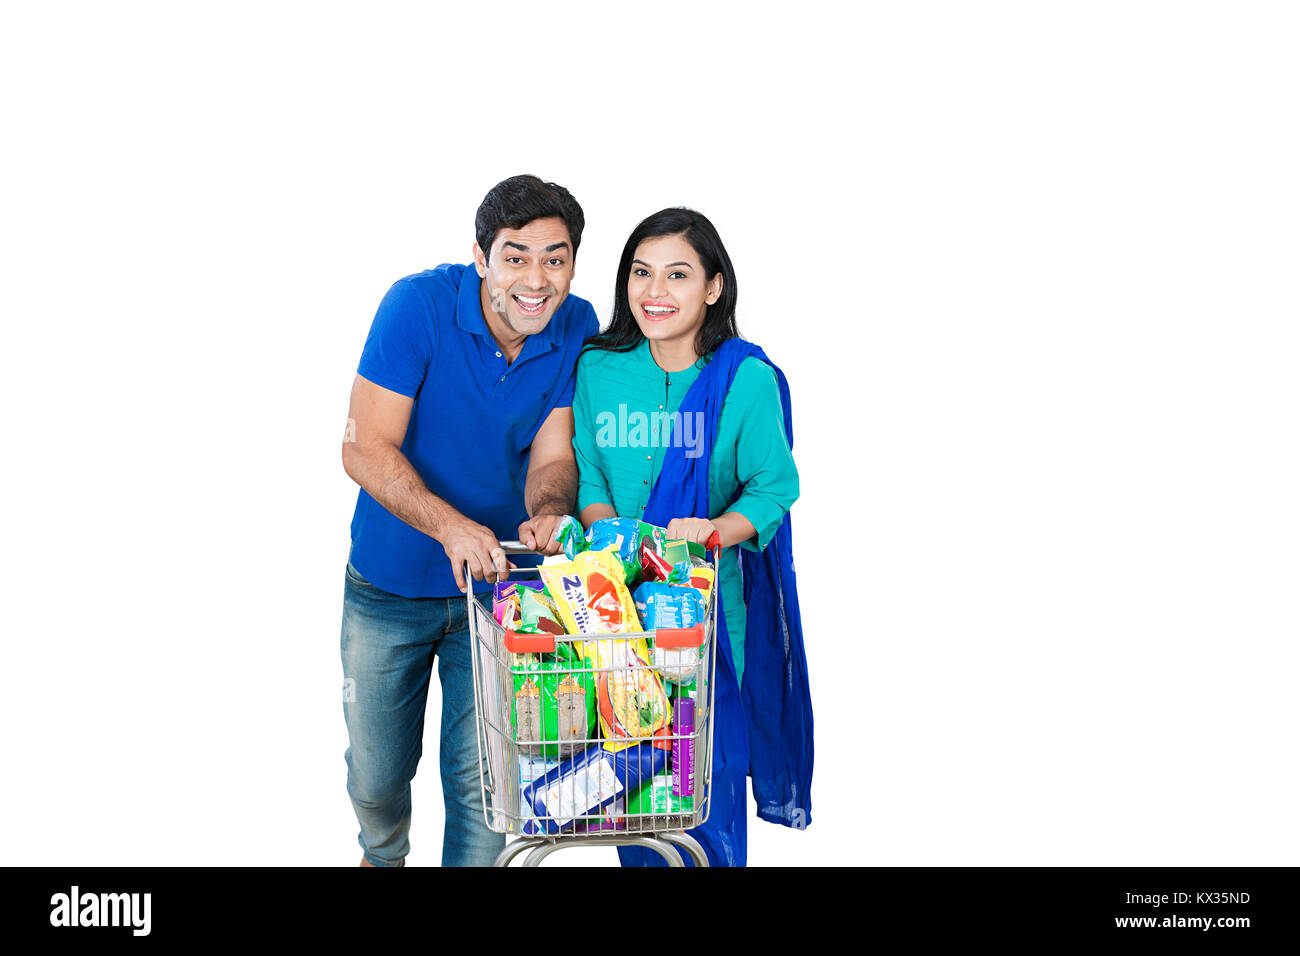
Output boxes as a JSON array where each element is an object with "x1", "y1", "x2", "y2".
[{"x1": 467, "y1": 534, "x2": 720, "y2": 867}]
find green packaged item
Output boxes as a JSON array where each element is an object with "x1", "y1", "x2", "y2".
[
  {"x1": 661, "y1": 538, "x2": 692, "y2": 567},
  {"x1": 512, "y1": 641, "x2": 597, "y2": 757},
  {"x1": 518, "y1": 585, "x2": 565, "y2": 635},
  {"x1": 553, "y1": 515, "x2": 586, "y2": 560},
  {"x1": 626, "y1": 773, "x2": 694, "y2": 815}
]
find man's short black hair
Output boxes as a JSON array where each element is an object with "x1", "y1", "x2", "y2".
[{"x1": 475, "y1": 175, "x2": 585, "y2": 264}]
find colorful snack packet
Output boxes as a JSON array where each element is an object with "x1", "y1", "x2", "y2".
[
  {"x1": 686, "y1": 567, "x2": 715, "y2": 609},
  {"x1": 633, "y1": 582, "x2": 704, "y2": 630},
  {"x1": 512, "y1": 640, "x2": 597, "y2": 757},
  {"x1": 539, "y1": 548, "x2": 642, "y2": 635},
  {"x1": 493, "y1": 580, "x2": 550, "y2": 629},
  {"x1": 634, "y1": 583, "x2": 704, "y2": 683},
  {"x1": 638, "y1": 538, "x2": 674, "y2": 583},
  {"x1": 517, "y1": 585, "x2": 566, "y2": 635},
  {"x1": 553, "y1": 515, "x2": 586, "y2": 560},
  {"x1": 586, "y1": 518, "x2": 669, "y2": 586},
  {"x1": 661, "y1": 538, "x2": 692, "y2": 567},
  {"x1": 582, "y1": 631, "x2": 674, "y2": 751}
]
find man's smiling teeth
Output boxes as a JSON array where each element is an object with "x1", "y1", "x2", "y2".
[{"x1": 513, "y1": 294, "x2": 548, "y2": 314}]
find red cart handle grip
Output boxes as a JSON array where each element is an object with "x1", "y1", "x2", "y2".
[
  {"x1": 504, "y1": 630, "x2": 557, "y2": 653},
  {"x1": 654, "y1": 625, "x2": 706, "y2": 648},
  {"x1": 706, "y1": 530, "x2": 721, "y2": 550}
]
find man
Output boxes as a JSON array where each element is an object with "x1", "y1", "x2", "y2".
[{"x1": 339, "y1": 175, "x2": 597, "y2": 866}]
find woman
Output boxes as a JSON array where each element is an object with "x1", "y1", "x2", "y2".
[{"x1": 571, "y1": 207, "x2": 813, "y2": 866}]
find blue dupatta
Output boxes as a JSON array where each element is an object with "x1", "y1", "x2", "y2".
[{"x1": 616, "y1": 338, "x2": 813, "y2": 867}]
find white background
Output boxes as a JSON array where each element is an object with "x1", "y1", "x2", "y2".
[{"x1": 1, "y1": 1, "x2": 1296, "y2": 866}]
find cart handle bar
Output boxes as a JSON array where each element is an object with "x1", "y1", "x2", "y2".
[{"x1": 504, "y1": 624, "x2": 705, "y2": 654}]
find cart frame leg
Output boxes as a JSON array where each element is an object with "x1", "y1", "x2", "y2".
[
  {"x1": 494, "y1": 837, "x2": 545, "y2": 868},
  {"x1": 523, "y1": 834, "x2": 683, "y2": 867},
  {"x1": 494, "y1": 832, "x2": 705, "y2": 866},
  {"x1": 661, "y1": 831, "x2": 709, "y2": 867}
]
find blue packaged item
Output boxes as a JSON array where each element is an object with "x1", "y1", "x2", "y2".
[
  {"x1": 633, "y1": 582, "x2": 704, "y2": 629},
  {"x1": 521, "y1": 741, "x2": 667, "y2": 835}
]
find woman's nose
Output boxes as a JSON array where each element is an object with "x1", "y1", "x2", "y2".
[{"x1": 647, "y1": 273, "x2": 668, "y2": 297}]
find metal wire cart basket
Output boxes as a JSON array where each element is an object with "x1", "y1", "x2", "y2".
[{"x1": 467, "y1": 536, "x2": 720, "y2": 866}]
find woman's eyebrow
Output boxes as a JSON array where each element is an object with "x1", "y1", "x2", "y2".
[{"x1": 631, "y1": 258, "x2": 695, "y2": 269}]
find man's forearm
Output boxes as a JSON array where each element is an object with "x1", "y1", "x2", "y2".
[
  {"x1": 344, "y1": 441, "x2": 457, "y2": 542},
  {"x1": 525, "y1": 457, "x2": 577, "y2": 518}
]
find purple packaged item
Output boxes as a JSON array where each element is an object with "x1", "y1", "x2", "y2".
[{"x1": 672, "y1": 697, "x2": 695, "y2": 798}]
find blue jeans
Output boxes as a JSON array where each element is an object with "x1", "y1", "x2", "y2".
[{"x1": 341, "y1": 559, "x2": 505, "y2": 867}]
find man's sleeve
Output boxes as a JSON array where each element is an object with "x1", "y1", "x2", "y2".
[
  {"x1": 555, "y1": 305, "x2": 599, "y2": 409},
  {"x1": 356, "y1": 279, "x2": 436, "y2": 398}
]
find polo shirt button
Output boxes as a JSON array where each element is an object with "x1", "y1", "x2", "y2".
[
  {"x1": 499, "y1": 376, "x2": 505, "y2": 383},
  {"x1": 495, "y1": 351, "x2": 502, "y2": 357}
]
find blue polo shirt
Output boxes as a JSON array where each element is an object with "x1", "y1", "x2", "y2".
[{"x1": 349, "y1": 263, "x2": 598, "y2": 598}]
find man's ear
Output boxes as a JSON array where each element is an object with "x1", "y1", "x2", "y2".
[
  {"x1": 472, "y1": 242, "x2": 488, "y2": 278},
  {"x1": 706, "y1": 273, "x2": 724, "y2": 305}
]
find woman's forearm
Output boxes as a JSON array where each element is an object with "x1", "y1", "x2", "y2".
[
  {"x1": 579, "y1": 502, "x2": 616, "y2": 529},
  {"x1": 710, "y1": 511, "x2": 757, "y2": 549}
]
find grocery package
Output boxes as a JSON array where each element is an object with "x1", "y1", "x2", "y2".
[
  {"x1": 517, "y1": 753, "x2": 562, "y2": 790},
  {"x1": 552, "y1": 514, "x2": 585, "y2": 559},
  {"x1": 571, "y1": 794, "x2": 627, "y2": 833},
  {"x1": 494, "y1": 581, "x2": 565, "y2": 634},
  {"x1": 639, "y1": 538, "x2": 689, "y2": 585},
  {"x1": 553, "y1": 517, "x2": 669, "y2": 586},
  {"x1": 511, "y1": 640, "x2": 597, "y2": 756},
  {"x1": 626, "y1": 773, "x2": 694, "y2": 816},
  {"x1": 633, "y1": 582, "x2": 704, "y2": 682},
  {"x1": 521, "y1": 741, "x2": 667, "y2": 835},
  {"x1": 685, "y1": 567, "x2": 715, "y2": 609},
  {"x1": 582, "y1": 630, "x2": 674, "y2": 751},
  {"x1": 633, "y1": 582, "x2": 704, "y2": 629},
  {"x1": 539, "y1": 548, "x2": 641, "y2": 635},
  {"x1": 660, "y1": 538, "x2": 692, "y2": 568},
  {"x1": 672, "y1": 697, "x2": 695, "y2": 798}
]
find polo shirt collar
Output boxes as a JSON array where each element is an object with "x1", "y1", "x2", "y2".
[{"x1": 455, "y1": 267, "x2": 563, "y2": 348}]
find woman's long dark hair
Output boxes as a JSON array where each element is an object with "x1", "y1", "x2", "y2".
[{"x1": 583, "y1": 207, "x2": 740, "y2": 358}]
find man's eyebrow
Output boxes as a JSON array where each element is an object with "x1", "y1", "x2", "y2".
[{"x1": 502, "y1": 240, "x2": 571, "y2": 254}]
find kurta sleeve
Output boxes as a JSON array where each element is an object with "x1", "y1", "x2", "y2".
[
  {"x1": 722, "y1": 359, "x2": 799, "y2": 552},
  {"x1": 572, "y1": 355, "x2": 615, "y2": 513}
]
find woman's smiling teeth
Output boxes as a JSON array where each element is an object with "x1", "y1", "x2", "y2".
[
  {"x1": 513, "y1": 294, "x2": 548, "y2": 316},
  {"x1": 642, "y1": 302, "x2": 678, "y2": 321}
]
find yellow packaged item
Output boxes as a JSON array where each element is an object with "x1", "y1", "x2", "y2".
[{"x1": 539, "y1": 548, "x2": 641, "y2": 635}]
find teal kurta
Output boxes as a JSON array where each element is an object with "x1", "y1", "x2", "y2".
[{"x1": 572, "y1": 338, "x2": 799, "y2": 682}]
